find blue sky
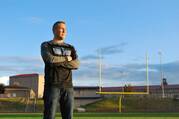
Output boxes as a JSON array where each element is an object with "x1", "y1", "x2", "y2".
[{"x1": 0, "y1": 0, "x2": 179, "y2": 86}]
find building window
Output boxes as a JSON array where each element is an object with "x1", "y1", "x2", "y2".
[
  {"x1": 13, "y1": 82, "x2": 20, "y2": 86},
  {"x1": 12, "y1": 93, "x2": 16, "y2": 97}
]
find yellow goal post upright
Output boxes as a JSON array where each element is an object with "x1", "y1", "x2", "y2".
[{"x1": 96, "y1": 52, "x2": 150, "y2": 95}]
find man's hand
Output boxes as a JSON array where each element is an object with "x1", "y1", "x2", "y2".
[
  {"x1": 60, "y1": 59, "x2": 80, "y2": 69},
  {"x1": 67, "y1": 56, "x2": 72, "y2": 61}
]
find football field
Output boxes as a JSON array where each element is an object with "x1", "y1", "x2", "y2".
[{"x1": 0, "y1": 113, "x2": 179, "y2": 119}]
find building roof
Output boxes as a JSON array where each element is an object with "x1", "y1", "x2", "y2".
[
  {"x1": 74, "y1": 86, "x2": 99, "y2": 89},
  {"x1": 101, "y1": 84, "x2": 179, "y2": 92},
  {"x1": 10, "y1": 73, "x2": 39, "y2": 78},
  {"x1": 5, "y1": 85, "x2": 30, "y2": 90}
]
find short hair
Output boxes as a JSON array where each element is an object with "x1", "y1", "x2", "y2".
[{"x1": 52, "y1": 21, "x2": 66, "y2": 33}]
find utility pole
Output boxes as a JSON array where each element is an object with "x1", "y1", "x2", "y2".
[{"x1": 158, "y1": 51, "x2": 165, "y2": 98}]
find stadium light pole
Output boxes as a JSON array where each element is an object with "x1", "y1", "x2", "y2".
[
  {"x1": 146, "y1": 52, "x2": 149, "y2": 93},
  {"x1": 98, "y1": 49, "x2": 102, "y2": 92},
  {"x1": 158, "y1": 51, "x2": 165, "y2": 98}
]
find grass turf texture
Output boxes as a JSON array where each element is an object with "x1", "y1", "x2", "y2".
[{"x1": 0, "y1": 113, "x2": 179, "y2": 119}]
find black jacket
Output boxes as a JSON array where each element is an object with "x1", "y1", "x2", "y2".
[{"x1": 41, "y1": 40, "x2": 80, "y2": 88}]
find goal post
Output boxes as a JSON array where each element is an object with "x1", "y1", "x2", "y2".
[{"x1": 96, "y1": 52, "x2": 150, "y2": 95}]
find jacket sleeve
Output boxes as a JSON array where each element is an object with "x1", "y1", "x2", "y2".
[
  {"x1": 41, "y1": 42, "x2": 67, "y2": 64},
  {"x1": 58, "y1": 59, "x2": 80, "y2": 70},
  {"x1": 53, "y1": 45, "x2": 80, "y2": 70},
  {"x1": 41, "y1": 42, "x2": 80, "y2": 69}
]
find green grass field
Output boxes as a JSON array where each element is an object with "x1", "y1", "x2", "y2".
[
  {"x1": 1, "y1": 97, "x2": 179, "y2": 119},
  {"x1": 0, "y1": 113, "x2": 179, "y2": 119}
]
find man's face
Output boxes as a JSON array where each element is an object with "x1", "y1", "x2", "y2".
[{"x1": 54, "y1": 23, "x2": 67, "y2": 40}]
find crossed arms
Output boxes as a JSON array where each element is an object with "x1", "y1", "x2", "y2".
[{"x1": 41, "y1": 42, "x2": 80, "y2": 69}]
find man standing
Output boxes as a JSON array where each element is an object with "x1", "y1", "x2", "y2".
[{"x1": 41, "y1": 21, "x2": 80, "y2": 119}]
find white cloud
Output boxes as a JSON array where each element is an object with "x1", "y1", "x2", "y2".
[
  {"x1": 73, "y1": 77, "x2": 98, "y2": 86},
  {"x1": 0, "y1": 56, "x2": 44, "y2": 76},
  {"x1": 74, "y1": 59, "x2": 179, "y2": 86},
  {"x1": 136, "y1": 68, "x2": 158, "y2": 72},
  {"x1": 0, "y1": 76, "x2": 9, "y2": 85},
  {"x1": 20, "y1": 16, "x2": 45, "y2": 24},
  {"x1": 0, "y1": 54, "x2": 178, "y2": 87},
  {"x1": 0, "y1": 56, "x2": 42, "y2": 64}
]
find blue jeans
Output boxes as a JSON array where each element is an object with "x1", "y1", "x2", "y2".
[{"x1": 43, "y1": 86, "x2": 74, "y2": 119}]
